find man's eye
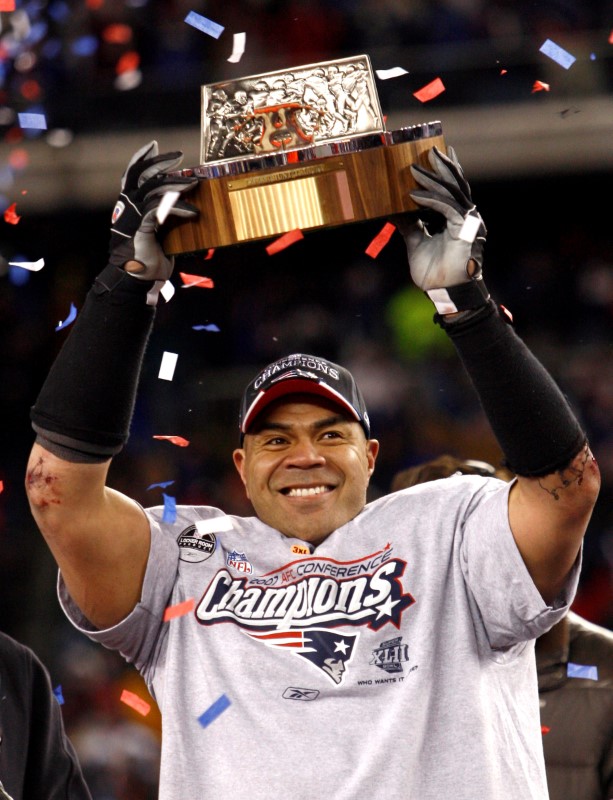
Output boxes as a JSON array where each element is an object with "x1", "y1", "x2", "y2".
[
  {"x1": 265, "y1": 436, "x2": 287, "y2": 446},
  {"x1": 321, "y1": 430, "x2": 342, "y2": 440}
]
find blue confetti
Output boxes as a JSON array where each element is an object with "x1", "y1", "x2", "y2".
[
  {"x1": 162, "y1": 493, "x2": 177, "y2": 524},
  {"x1": 146, "y1": 480, "x2": 175, "y2": 491},
  {"x1": 567, "y1": 662, "x2": 598, "y2": 680},
  {"x1": 539, "y1": 39, "x2": 576, "y2": 70},
  {"x1": 192, "y1": 323, "x2": 220, "y2": 332},
  {"x1": 9, "y1": 265, "x2": 31, "y2": 286},
  {"x1": 55, "y1": 302, "x2": 77, "y2": 331},
  {"x1": 184, "y1": 11, "x2": 224, "y2": 39},
  {"x1": 18, "y1": 112, "x2": 47, "y2": 130},
  {"x1": 71, "y1": 35, "x2": 99, "y2": 57},
  {"x1": 53, "y1": 684, "x2": 65, "y2": 705},
  {"x1": 198, "y1": 694, "x2": 231, "y2": 728}
]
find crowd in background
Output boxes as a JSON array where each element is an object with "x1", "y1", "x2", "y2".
[{"x1": 1, "y1": 0, "x2": 612, "y2": 795}]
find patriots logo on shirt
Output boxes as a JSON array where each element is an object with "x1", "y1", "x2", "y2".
[{"x1": 245, "y1": 628, "x2": 358, "y2": 685}]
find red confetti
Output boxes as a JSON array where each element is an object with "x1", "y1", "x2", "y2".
[
  {"x1": 0, "y1": 481, "x2": 4, "y2": 493},
  {"x1": 500, "y1": 69, "x2": 508, "y2": 75},
  {"x1": 120, "y1": 689, "x2": 151, "y2": 717},
  {"x1": 541, "y1": 725, "x2": 550, "y2": 734},
  {"x1": 116, "y1": 51, "x2": 140, "y2": 75},
  {"x1": 365, "y1": 221, "x2": 396, "y2": 258},
  {"x1": 153, "y1": 435, "x2": 190, "y2": 447},
  {"x1": 102, "y1": 23, "x2": 133, "y2": 44},
  {"x1": 531, "y1": 80, "x2": 550, "y2": 93},
  {"x1": 609, "y1": 30, "x2": 613, "y2": 44},
  {"x1": 266, "y1": 228, "x2": 304, "y2": 255},
  {"x1": 164, "y1": 598, "x2": 195, "y2": 621},
  {"x1": 413, "y1": 77, "x2": 445, "y2": 103},
  {"x1": 20, "y1": 79, "x2": 41, "y2": 101},
  {"x1": 0, "y1": 0, "x2": 16, "y2": 10},
  {"x1": 499, "y1": 304, "x2": 514, "y2": 323},
  {"x1": 204, "y1": 248, "x2": 215, "y2": 260},
  {"x1": 8, "y1": 148, "x2": 28, "y2": 170},
  {"x1": 4, "y1": 127, "x2": 24, "y2": 145},
  {"x1": 4, "y1": 203, "x2": 20, "y2": 224},
  {"x1": 179, "y1": 272, "x2": 214, "y2": 288}
]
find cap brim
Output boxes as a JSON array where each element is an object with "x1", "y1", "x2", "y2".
[{"x1": 241, "y1": 377, "x2": 362, "y2": 435}]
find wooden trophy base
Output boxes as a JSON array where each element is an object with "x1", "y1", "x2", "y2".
[{"x1": 162, "y1": 122, "x2": 445, "y2": 255}]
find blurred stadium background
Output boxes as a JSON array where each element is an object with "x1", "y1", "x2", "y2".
[{"x1": 1, "y1": 0, "x2": 612, "y2": 795}]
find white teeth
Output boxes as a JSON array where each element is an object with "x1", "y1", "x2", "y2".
[{"x1": 286, "y1": 486, "x2": 328, "y2": 497}]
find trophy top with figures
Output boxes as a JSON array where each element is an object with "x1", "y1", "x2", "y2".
[
  {"x1": 201, "y1": 54, "x2": 385, "y2": 167},
  {"x1": 162, "y1": 54, "x2": 446, "y2": 254}
]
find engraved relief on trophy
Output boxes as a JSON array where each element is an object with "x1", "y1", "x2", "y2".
[{"x1": 201, "y1": 55, "x2": 385, "y2": 165}]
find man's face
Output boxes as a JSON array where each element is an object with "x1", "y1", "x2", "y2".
[{"x1": 233, "y1": 396, "x2": 379, "y2": 545}]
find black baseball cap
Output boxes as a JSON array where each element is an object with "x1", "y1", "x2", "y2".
[{"x1": 239, "y1": 354, "x2": 371, "y2": 442}]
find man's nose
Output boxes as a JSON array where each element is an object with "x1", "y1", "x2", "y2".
[{"x1": 285, "y1": 438, "x2": 326, "y2": 467}]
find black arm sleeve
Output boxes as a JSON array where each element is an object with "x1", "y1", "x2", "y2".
[
  {"x1": 30, "y1": 264, "x2": 155, "y2": 463},
  {"x1": 437, "y1": 300, "x2": 587, "y2": 477}
]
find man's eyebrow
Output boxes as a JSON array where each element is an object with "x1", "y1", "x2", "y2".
[{"x1": 253, "y1": 413, "x2": 352, "y2": 435}]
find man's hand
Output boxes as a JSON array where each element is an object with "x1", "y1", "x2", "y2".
[
  {"x1": 394, "y1": 146, "x2": 486, "y2": 291},
  {"x1": 109, "y1": 140, "x2": 198, "y2": 281}
]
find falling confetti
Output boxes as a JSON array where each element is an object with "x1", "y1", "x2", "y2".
[
  {"x1": 184, "y1": 11, "x2": 224, "y2": 39},
  {"x1": 192, "y1": 323, "x2": 220, "y2": 332},
  {"x1": 53, "y1": 685, "x2": 64, "y2": 705},
  {"x1": 266, "y1": 229, "x2": 304, "y2": 255},
  {"x1": 375, "y1": 67, "x2": 408, "y2": 80},
  {"x1": 153, "y1": 435, "x2": 190, "y2": 447},
  {"x1": 228, "y1": 32, "x2": 246, "y2": 63},
  {"x1": 146, "y1": 480, "x2": 175, "y2": 491},
  {"x1": 162, "y1": 493, "x2": 177, "y2": 523},
  {"x1": 180, "y1": 272, "x2": 214, "y2": 288},
  {"x1": 365, "y1": 222, "x2": 395, "y2": 258},
  {"x1": 157, "y1": 190, "x2": 180, "y2": 224},
  {"x1": 539, "y1": 39, "x2": 576, "y2": 70},
  {"x1": 120, "y1": 689, "x2": 151, "y2": 717},
  {"x1": 4, "y1": 203, "x2": 21, "y2": 224},
  {"x1": 531, "y1": 80, "x2": 550, "y2": 93},
  {"x1": 163, "y1": 598, "x2": 195, "y2": 621},
  {"x1": 567, "y1": 662, "x2": 598, "y2": 680},
  {"x1": 56, "y1": 302, "x2": 77, "y2": 331},
  {"x1": 198, "y1": 694, "x2": 231, "y2": 728},
  {"x1": 9, "y1": 257, "x2": 44, "y2": 271},
  {"x1": 413, "y1": 78, "x2": 445, "y2": 103},
  {"x1": 158, "y1": 351, "x2": 178, "y2": 381},
  {"x1": 18, "y1": 112, "x2": 47, "y2": 130}
]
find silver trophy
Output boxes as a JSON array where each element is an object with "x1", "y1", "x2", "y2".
[{"x1": 163, "y1": 55, "x2": 446, "y2": 254}]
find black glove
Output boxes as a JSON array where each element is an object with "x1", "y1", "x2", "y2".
[
  {"x1": 109, "y1": 140, "x2": 198, "y2": 283},
  {"x1": 394, "y1": 146, "x2": 487, "y2": 298}
]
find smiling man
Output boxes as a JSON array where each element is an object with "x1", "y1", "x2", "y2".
[
  {"x1": 233, "y1": 355, "x2": 379, "y2": 544},
  {"x1": 25, "y1": 142, "x2": 599, "y2": 799}
]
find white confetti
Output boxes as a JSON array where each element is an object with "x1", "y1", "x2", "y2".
[
  {"x1": 159, "y1": 351, "x2": 178, "y2": 381},
  {"x1": 196, "y1": 517, "x2": 234, "y2": 534},
  {"x1": 156, "y1": 190, "x2": 180, "y2": 224},
  {"x1": 160, "y1": 280, "x2": 175, "y2": 303},
  {"x1": 375, "y1": 66, "x2": 409, "y2": 80},
  {"x1": 9, "y1": 258, "x2": 44, "y2": 271},
  {"x1": 227, "y1": 32, "x2": 246, "y2": 63}
]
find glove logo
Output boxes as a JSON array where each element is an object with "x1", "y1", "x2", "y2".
[{"x1": 111, "y1": 200, "x2": 125, "y2": 224}]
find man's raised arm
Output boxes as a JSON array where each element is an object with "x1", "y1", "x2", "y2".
[
  {"x1": 393, "y1": 146, "x2": 600, "y2": 604},
  {"x1": 25, "y1": 141, "x2": 199, "y2": 629}
]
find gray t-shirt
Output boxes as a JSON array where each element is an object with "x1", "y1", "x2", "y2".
[{"x1": 59, "y1": 475, "x2": 579, "y2": 799}]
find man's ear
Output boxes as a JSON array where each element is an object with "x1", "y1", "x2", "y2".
[
  {"x1": 232, "y1": 448, "x2": 249, "y2": 494},
  {"x1": 367, "y1": 439, "x2": 380, "y2": 477}
]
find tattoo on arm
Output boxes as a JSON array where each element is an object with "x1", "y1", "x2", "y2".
[{"x1": 538, "y1": 444, "x2": 592, "y2": 501}]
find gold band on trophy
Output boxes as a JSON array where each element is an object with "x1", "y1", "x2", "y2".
[{"x1": 162, "y1": 55, "x2": 446, "y2": 255}]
